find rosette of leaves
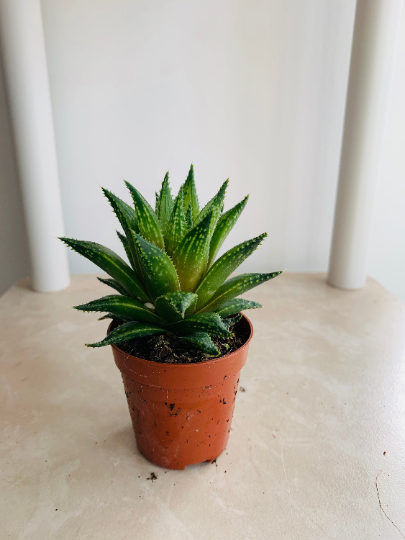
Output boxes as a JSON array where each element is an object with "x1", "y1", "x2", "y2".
[{"x1": 60, "y1": 165, "x2": 282, "y2": 356}]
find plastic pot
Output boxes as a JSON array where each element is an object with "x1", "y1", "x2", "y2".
[{"x1": 110, "y1": 315, "x2": 253, "y2": 470}]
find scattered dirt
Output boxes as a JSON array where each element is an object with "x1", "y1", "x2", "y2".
[
  {"x1": 115, "y1": 317, "x2": 250, "y2": 364},
  {"x1": 239, "y1": 387, "x2": 246, "y2": 392},
  {"x1": 147, "y1": 472, "x2": 157, "y2": 481}
]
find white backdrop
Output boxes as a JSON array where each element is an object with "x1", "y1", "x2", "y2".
[{"x1": 35, "y1": 0, "x2": 405, "y2": 298}]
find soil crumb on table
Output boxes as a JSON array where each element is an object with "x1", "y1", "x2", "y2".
[{"x1": 116, "y1": 317, "x2": 250, "y2": 364}]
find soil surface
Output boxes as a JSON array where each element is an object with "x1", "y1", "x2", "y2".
[{"x1": 115, "y1": 317, "x2": 250, "y2": 364}]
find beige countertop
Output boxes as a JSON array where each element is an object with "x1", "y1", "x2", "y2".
[{"x1": 1, "y1": 273, "x2": 405, "y2": 539}]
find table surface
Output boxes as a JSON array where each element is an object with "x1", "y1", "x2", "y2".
[{"x1": 1, "y1": 273, "x2": 405, "y2": 540}]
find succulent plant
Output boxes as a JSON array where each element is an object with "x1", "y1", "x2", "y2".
[{"x1": 60, "y1": 165, "x2": 282, "y2": 356}]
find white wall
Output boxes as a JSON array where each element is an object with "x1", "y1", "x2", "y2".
[
  {"x1": 0, "y1": 59, "x2": 30, "y2": 297},
  {"x1": 39, "y1": 0, "x2": 355, "y2": 271},
  {"x1": 36, "y1": 0, "x2": 405, "y2": 299}
]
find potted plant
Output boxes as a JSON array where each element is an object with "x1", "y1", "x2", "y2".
[{"x1": 60, "y1": 165, "x2": 282, "y2": 469}]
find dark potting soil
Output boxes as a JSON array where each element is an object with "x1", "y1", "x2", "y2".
[{"x1": 115, "y1": 317, "x2": 250, "y2": 364}]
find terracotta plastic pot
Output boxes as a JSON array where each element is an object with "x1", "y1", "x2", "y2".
[{"x1": 110, "y1": 315, "x2": 253, "y2": 470}]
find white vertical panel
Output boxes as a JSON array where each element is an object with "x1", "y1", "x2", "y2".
[
  {"x1": 0, "y1": 0, "x2": 70, "y2": 292},
  {"x1": 328, "y1": 0, "x2": 403, "y2": 290}
]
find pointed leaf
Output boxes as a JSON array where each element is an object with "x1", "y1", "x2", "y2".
[
  {"x1": 164, "y1": 187, "x2": 188, "y2": 256},
  {"x1": 179, "y1": 332, "x2": 219, "y2": 356},
  {"x1": 195, "y1": 179, "x2": 228, "y2": 235},
  {"x1": 172, "y1": 211, "x2": 215, "y2": 291},
  {"x1": 86, "y1": 321, "x2": 167, "y2": 348},
  {"x1": 169, "y1": 313, "x2": 231, "y2": 338},
  {"x1": 199, "y1": 272, "x2": 283, "y2": 313},
  {"x1": 183, "y1": 164, "x2": 199, "y2": 222},
  {"x1": 102, "y1": 188, "x2": 138, "y2": 233},
  {"x1": 125, "y1": 181, "x2": 165, "y2": 249},
  {"x1": 98, "y1": 313, "x2": 132, "y2": 322},
  {"x1": 221, "y1": 313, "x2": 242, "y2": 329},
  {"x1": 185, "y1": 204, "x2": 193, "y2": 229},
  {"x1": 59, "y1": 238, "x2": 149, "y2": 302},
  {"x1": 215, "y1": 299, "x2": 262, "y2": 318},
  {"x1": 97, "y1": 277, "x2": 128, "y2": 296},
  {"x1": 155, "y1": 291, "x2": 197, "y2": 323},
  {"x1": 134, "y1": 233, "x2": 180, "y2": 301},
  {"x1": 116, "y1": 230, "x2": 135, "y2": 268},
  {"x1": 156, "y1": 172, "x2": 174, "y2": 232},
  {"x1": 195, "y1": 233, "x2": 267, "y2": 311},
  {"x1": 208, "y1": 195, "x2": 249, "y2": 267},
  {"x1": 75, "y1": 294, "x2": 165, "y2": 325},
  {"x1": 102, "y1": 188, "x2": 143, "y2": 276}
]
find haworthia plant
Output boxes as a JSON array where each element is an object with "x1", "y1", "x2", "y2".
[{"x1": 60, "y1": 166, "x2": 283, "y2": 356}]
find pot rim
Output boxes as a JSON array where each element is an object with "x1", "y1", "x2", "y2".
[{"x1": 108, "y1": 313, "x2": 253, "y2": 370}]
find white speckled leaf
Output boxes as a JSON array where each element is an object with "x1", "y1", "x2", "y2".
[
  {"x1": 195, "y1": 233, "x2": 267, "y2": 311},
  {"x1": 125, "y1": 181, "x2": 165, "y2": 249},
  {"x1": 198, "y1": 272, "x2": 283, "y2": 313},
  {"x1": 179, "y1": 332, "x2": 219, "y2": 356},
  {"x1": 102, "y1": 188, "x2": 143, "y2": 277},
  {"x1": 215, "y1": 299, "x2": 262, "y2": 318},
  {"x1": 164, "y1": 187, "x2": 188, "y2": 256},
  {"x1": 86, "y1": 321, "x2": 167, "y2": 347},
  {"x1": 169, "y1": 312, "x2": 231, "y2": 338},
  {"x1": 172, "y1": 211, "x2": 214, "y2": 292},
  {"x1": 134, "y1": 233, "x2": 180, "y2": 302},
  {"x1": 156, "y1": 173, "x2": 173, "y2": 232},
  {"x1": 208, "y1": 195, "x2": 249, "y2": 267},
  {"x1": 74, "y1": 295, "x2": 164, "y2": 325},
  {"x1": 183, "y1": 164, "x2": 199, "y2": 222},
  {"x1": 155, "y1": 291, "x2": 197, "y2": 323},
  {"x1": 59, "y1": 238, "x2": 149, "y2": 302}
]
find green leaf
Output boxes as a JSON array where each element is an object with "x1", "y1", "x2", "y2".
[
  {"x1": 98, "y1": 313, "x2": 132, "y2": 322},
  {"x1": 102, "y1": 188, "x2": 143, "y2": 276},
  {"x1": 198, "y1": 272, "x2": 283, "y2": 313},
  {"x1": 215, "y1": 298, "x2": 262, "y2": 318},
  {"x1": 134, "y1": 233, "x2": 180, "y2": 301},
  {"x1": 102, "y1": 188, "x2": 138, "y2": 233},
  {"x1": 195, "y1": 179, "x2": 228, "y2": 235},
  {"x1": 97, "y1": 277, "x2": 128, "y2": 296},
  {"x1": 59, "y1": 238, "x2": 149, "y2": 302},
  {"x1": 172, "y1": 211, "x2": 215, "y2": 292},
  {"x1": 155, "y1": 192, "x2": 159, "y2": 214},
  {"x1": 169, "y1": 312, "x2": 232, "y2": 338},
  {"x1": 179, "y1": 332, "x2": 219, "y2": 356},
  {"x1": 74, "y1": 294, "x2": 164, "y2": 325},
  {"x1": 195, "y1": 233, "x2": 267, "y2": 311},
  {"x1": 116, "y1": 230, "x2": 135, "y2": 269},
  {"x1": 185, "y1": 204, "x2": 193, "y2": 229},
  {"x1": 221, "y1": 313, "x2": 242, "y2": 329},
  {"x1": 164, "y1": 187, "x2": 188, "y2": 256},
  {"x1": 183, "y1": 164, "x2": 199, "y2": 222},
  {"x1": 86, "y1": 321, "x2": 167, "y2": 347},
  {"x1": 125, "y1": 181, "x2": 165, "y2": 249},
  {"x1": 156, "y1": 172, "x2": 174, "y2": 232},
  {"x1": 155, "y1": 291, "x2": 197, "y2": 323},
  {"x1": 208, "y1": 195, "x2": 249, "y2": 267}
]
